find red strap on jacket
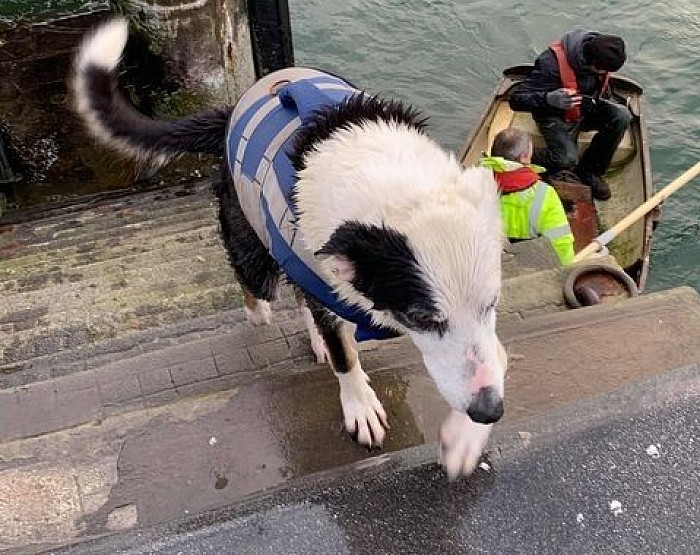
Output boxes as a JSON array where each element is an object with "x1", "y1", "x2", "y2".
[
  {"x1": 550, "y1": 41, "x2": 581, "y2": 123},
  {"x1": 495, "y1": 167, "x2": 541, "y2": 193},
  {"x1": 549, "y1": 40, "x2": 610, "y2": 123},
  {"x1": 600, "y1": 72, "x2": 610, "y2": 97}
]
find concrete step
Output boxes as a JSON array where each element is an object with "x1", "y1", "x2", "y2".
[
  {"x1": 0, "y1": 182, "x2": 216, "y2": 248},
  {"x1": 0, "y1": 242, "x2": 230, "y2": 301},
  {"x1": 0, "y1": 216, "x2": 222, "y2": 277},
  {"x1": 0, "y1": 201, "x2": 218, "y2": 258},
  {"x1": 3, "y1": 281, "x2": 699, "y2": 432},
  {"x1": 0, "y1": 283, "x2": 242, "y2": 366},
  {"x1": 0, "y1": 173, "x2": 615, "y2": 385},
  {"x1": 1, "y1": 286, "x2": 699, "y2": 552},
  {"x1": 0, "y1": 179, "x2": 214, "y2": 225},
  {"x1": 60, "y1": 363, "x2": 699, "y2": 555},
  {"x1": 0, "y1": 182, "x2": 243, "y2": 369},
  {"x1": 0, "y1": 206, "x2": 220, "y2": 274}
]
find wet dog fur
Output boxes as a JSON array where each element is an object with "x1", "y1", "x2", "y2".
[{"x1": 73, "y1": 18, "x2": 507, "y2": 478}]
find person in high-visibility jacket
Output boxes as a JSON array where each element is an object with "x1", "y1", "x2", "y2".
[{"x1": 481, "y1": 128, "x2": 575, "y2": 265}]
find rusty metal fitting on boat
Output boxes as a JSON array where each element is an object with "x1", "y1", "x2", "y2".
[{"x1": 564, "y1": 263, "x2": 639, "y2": 308}]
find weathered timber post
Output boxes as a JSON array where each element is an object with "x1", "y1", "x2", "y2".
[{"x1": 113, "y1": 0, "x2": 256, "y2": 112}]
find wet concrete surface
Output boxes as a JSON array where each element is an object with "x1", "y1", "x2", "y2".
[
  {"x1": 60, "y1": 363, "x2": 444, "y2": 536},
  {"x1": 56, "y1": 363, "x2": 700, "y2": 555},
  {"x1": 3, "y1": 288, "x2": 700, "y2": 553}
]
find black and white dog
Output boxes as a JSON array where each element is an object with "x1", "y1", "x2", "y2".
[{"x1": 73, "y1": 19, "x2": 507, "y2": 478}]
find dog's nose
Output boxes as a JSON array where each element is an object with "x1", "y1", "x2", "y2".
[{"x1": 466, "y1": 387, "x2": 504, "y2": 424}]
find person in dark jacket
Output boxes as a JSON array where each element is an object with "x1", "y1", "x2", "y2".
[{"x1": 509, "y1": 29, "x2": 632, "y2": 201}]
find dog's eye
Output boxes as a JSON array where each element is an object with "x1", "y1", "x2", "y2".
[
  {"x1": 402, "y1": 307, "x2": 447, "y2": 333},
  {"x1": 479, "y1": 296, "x2": 499, "y2": 320}
]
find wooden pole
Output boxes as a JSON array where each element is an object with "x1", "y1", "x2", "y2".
[
  {"x1": 573, "y1": 161, "x2": 700, "y2": 263},
  {"x1": 248, "y1": 0, "x2": 295, "y2": 78}
]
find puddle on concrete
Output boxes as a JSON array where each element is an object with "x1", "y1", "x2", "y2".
[
  {"x1": 79, "y1": 299, "x2": 700, "y2": 538},
  {"x1": 81, "y1": 363, "x2": 447, "y2": 532}
]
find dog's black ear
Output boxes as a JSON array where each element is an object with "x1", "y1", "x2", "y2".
[
  {"x1": 315, "y1": 221, "x2": 379, "y2": 282},
  {"x1": 315, "y1": 221, "x2": 420, "y2": 309}
]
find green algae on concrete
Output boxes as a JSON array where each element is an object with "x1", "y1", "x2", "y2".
[{"x1": 0, "y1": 182, "x2": 244, "y2": 365}]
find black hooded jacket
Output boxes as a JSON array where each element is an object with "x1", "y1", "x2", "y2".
[{"x1": 509, "y1": 29, "x2": 610, "y2": 120}]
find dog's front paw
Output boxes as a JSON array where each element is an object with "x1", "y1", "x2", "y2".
[
  {"x1": 439, "y1": 409, "x2": 492, "y2": 480},
  {"x1": 337, "y1": 367, "x2": 388, "y2": 448},
  {"x1": 244, "y1": 299, "x2": 272, "y2": 326}
]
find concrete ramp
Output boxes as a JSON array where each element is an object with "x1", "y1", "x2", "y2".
[{"x1": 0, "y1": 181, "x2": 242, "y2": 370}]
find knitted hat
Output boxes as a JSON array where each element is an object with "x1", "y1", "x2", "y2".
[{"x1": 583, "y1": 34, "x2": 626, "y2": 71}]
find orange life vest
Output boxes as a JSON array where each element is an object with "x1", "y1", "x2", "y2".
[{"x1": 549, "y1": 40, "x2": 610, "y2": 123}]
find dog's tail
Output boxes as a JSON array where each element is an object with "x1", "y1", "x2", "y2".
[{"x1": 73, "y1": 18, "x2": 231, "y2": 165}]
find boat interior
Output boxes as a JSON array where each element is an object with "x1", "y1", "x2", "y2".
[{"x1": 460, "y1": 66, "x2": 654, "y2": 290}]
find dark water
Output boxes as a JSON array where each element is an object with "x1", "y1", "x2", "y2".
[{"x1": 290, "y1": 0, "x2": 700, "y2": 292}]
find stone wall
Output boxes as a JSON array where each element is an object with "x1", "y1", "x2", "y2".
[{"x1": 0, "y1": 0, "x2": 255, "y2": 212}]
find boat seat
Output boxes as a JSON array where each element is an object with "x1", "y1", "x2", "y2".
[
  {"x1": 510, "y1": 111, "x2": 635, "y2": 166},
  {"x1": 486, "y1": 103, "x2": 635, "y2": 166}
]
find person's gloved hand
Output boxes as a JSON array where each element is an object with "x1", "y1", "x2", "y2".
[{"x1": 546, "y1": 88, "x2": 582, "y2": 110}]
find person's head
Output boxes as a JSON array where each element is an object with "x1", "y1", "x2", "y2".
[
  {"x1": 491, "y1": 128, "x2": 533, "y2": 164},
  {"x1": 583, "y1": 34, "x2": 626, "y2": 73}
]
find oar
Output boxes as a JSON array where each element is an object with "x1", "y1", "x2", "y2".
[{"x1": 573, "y1": 161, "x2": 700, "y2": 263}]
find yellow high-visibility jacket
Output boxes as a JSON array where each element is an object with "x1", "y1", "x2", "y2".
[
  {"x1": 500, "y1": 180, "x2": 575, "y2": 265},
  {"x1": 480, "y1": 156, "x2": 575, "y2": 265}
]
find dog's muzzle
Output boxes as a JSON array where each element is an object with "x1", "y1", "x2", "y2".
[{"x1": 466, "y1": 386, "x2": 504, "y2": 424}]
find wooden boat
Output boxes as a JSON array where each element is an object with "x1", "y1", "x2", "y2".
[{"x1": 459, "y1": 65, "x2": 657, "y2": 313}]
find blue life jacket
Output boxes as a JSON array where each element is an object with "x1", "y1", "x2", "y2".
[{"x1": 225, "y1": 67, "x2": 398, "y2": 342}]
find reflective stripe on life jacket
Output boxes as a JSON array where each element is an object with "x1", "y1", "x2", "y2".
[
  {"x1": 549, "y1": 40, "x2": 610, "y2": 123},
  {"x1": 500, "y1": 180, "x2": 575, "y2": 265},
  {"x1": 225, "y1": 67, "x2": 399, "y2": 342},
  {"x1": 527, "y1": 182, "x2": 549, "y2": 237}
]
